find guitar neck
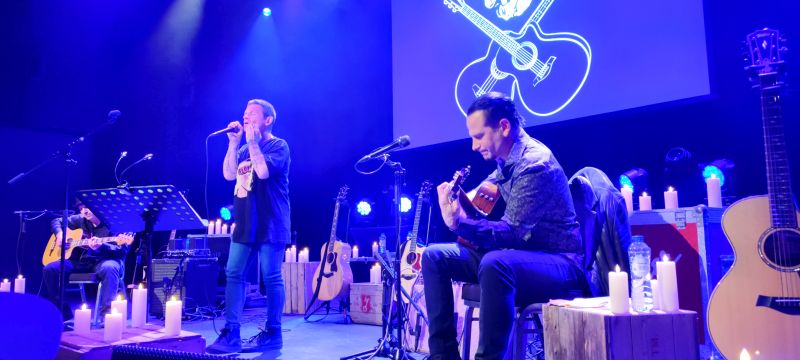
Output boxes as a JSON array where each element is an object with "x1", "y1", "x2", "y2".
[
  {"x1": 761, "y1": 83, "x2": 797, "y2": 228},
  {"x1": 530, "y1": 0, "x2": 555, "y2": 24},
  {"x1": 328, "y1": 201, "x2": 341, "y2": 250},
  {"x1": 458, "y1": 4, "x2": 523, "y2": 56},
  {"x1": 72, "y1": 236, "x2": 119, "y2": 248},
  {"x1": 408, "y1": 198, "x2": 424, "y2": 251}
]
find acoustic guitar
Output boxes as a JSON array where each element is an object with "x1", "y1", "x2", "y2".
[
  {"x1": 42, "y1": 228, "x2": 134, "y2": 266},
  {"x1": 707, "y1": 28, "x2": 800, "y2": 359},
  {"x1": 448, "y1": 166, "x2": 501, "y2": 251},
  {"x1": 399, "y1": 180, "x2": 433, "y2": 301},
  {"x1": 311, "y1": 186, "x2": 353, "y2": 302}
]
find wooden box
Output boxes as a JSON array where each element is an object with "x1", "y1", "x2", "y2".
[
  {"x1": 281, "y1": 261, "x2": 319, "y2": 315},
  {"x1": 58, "y1": 324, "x2": 205, "y2": 360},
  {"x1": 543, "y1": 303, "x2": 698, "y2": 360},
  {"x1": 350, "y1": 282, "x2": 383, "y2": 325}
]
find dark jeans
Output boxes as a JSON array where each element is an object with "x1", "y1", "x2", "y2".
[
  {"x1": 421, "y1": 243, "x2": 586, "y2": 360},
  {"x1": 43, "y1": 258, "x2": 125, "y2": 317},
  {"x1": 224, "y1": 241, "x2": 284, "y2": 331}
]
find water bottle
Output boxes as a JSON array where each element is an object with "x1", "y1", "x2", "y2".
[{"x1": 629, "y1": 235, "x2": 653, "y2": 312}]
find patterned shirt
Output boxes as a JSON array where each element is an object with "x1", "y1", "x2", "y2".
[{"x1": 454, "y1": 129, "x2": 582, "y2": 260}]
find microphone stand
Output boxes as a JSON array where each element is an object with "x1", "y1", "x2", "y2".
[{"x1": 7, "y1": 117, "x2": 115, "y2": 315}]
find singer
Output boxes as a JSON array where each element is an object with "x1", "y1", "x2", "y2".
[{"x1": 207, "y1": 99, "x2": 291, "y2": 354}]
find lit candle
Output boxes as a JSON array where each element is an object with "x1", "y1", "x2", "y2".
[
  {"x1": 656, "y1": 255, "x2": 679, "y2": 312},
  {"x1": 207, "y1": 220, "x2": 214, "y2": 235},
  {"x1": 352, "y1": 245, "x2": 359, "y2": 259},
  {"x1": 214, "y1": 219, "x2": 222, "y2": 235},
  {"x1": 74, "y1": 303, "x2": 92, "y2": 335},
  {"x1": 164, "y1": 295, "x2": 182, "y2": 336},
  {"x1": 370, "y1": 263, "x2": 381, "y2": 284},
  {"x1": 290, "y1": 245, "x2": 297, "y2": 263},
  {"x1": 0, "y1": 279, "x2": 10, "y2": 292},
  {"x1": 13, "y1": 275, "x2": 25, "y2": 294},
  {"x1": 639, "y1": 192, "x2": 652, "y2": 211},
  {"x1": 103, "y1": 308, "x2": 123, "y2": 342},
  {"x1": 650, "y1": 278, "x2": 661, "y2": 310},
  {"x1": 372, "y1": 241, "x2": 378, "y2": 257},
  {"x1": 608, "y1": 265, "x2": 629, "y2": 314},
  {"x1": 299, "y1": 248, "x2": 309, "y2": 263},
  {"x1": 706, "y1": 174, "x2": 722, "y2": 208},
  {"x1": 285, "y1": 249, "x2": 292, "y2": 263},
  {"x1": 220, "y1": 223, "x2": 229, "y2": 235},
  {"x1": 131, "y1": 283, "x2": 147, "y2": 327},
  {"x1": 111, "y1": 294, "x2": 127, "y2": 327},
  {"x1": 664, "y1": 186, "x2": 679, "y2": 209},
  {"x1": 739, "y1": 348, "x2": 751, "y2": 360},
  {"x1": 230, "y1": 222, "x2": 236, "y2": 234},
  {"x1": 620, "y1": 185, "x2": 634, "y2": 215}
]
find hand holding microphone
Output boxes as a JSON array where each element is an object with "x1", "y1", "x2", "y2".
[{"x1": 226, "y1": 121, "x2": 243, "y2": 143}]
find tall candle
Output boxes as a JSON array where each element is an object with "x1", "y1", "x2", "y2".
[
  {"x1": 214, "y1": 219, "x2": 222, "y2": 235},
  {"x1": 104, "y1": 308, "x2": 123, "y2": 342},
  {"x1": 0, "y1": 279, "x2": 9, "y2": 292},
  {"x1": 111, "y1": 294, "x2": 127, "y2": 327},
  {"x1": 285, "y1": 249, "x2": 292, "y2": 263},
  {"x1": 164, "y1": 296, "x2": 182, "y2": 336},
  {"x1": 13, "y1": 275, "x2": 25, "y2": 294},
  {"x1": 639, "y1": 192, "x2": 652, "y2": 211},
  {"x1": 352, "y1": 245, "x2": 359, "y2": 259},
  {"x1": 370, "y1": 264, "x2": 381, "y2": 284},
  {"x1": 656, "y1": 255, "x2": 679, "y2": 312},
  {"x1": 74, "y1": 303, "x2": 92, "y2": 335},
  {"x1": 230, "y1": 222, "x2": 236, "y2": 235},
  {"x1": 620, "y1": 186, "x2": 634, "y2": 215},
  {"x1": 299, "y1": 248, "x2": 309, "y2": 263},
  {"x1": 131, "y1": 283, "x2": 147, "y2": 327},
  {"x1": 207, "y1": 220, "x2": 214, "y2": 235},
  {"x1": 706, "y1": 174, "x2": 722, "y2": 208},
  {"x1": 290, "y1": 245, "x2": 297, "y2": 263},
  {"x1": 650, "y1": 278, "x2": 661, "y2": 310},
  {"x1": 664, "y1": 187, "x2": 679, "y2": 209},
  {"x1": 608, "y1": 265, "x2": 629, "y2": 314},
  {"x1": 372, "y1": 242, "x2": 378, "y2": 257},
  {"x1": 220, "y1": 223, "x2": 229, "y2": 235}
]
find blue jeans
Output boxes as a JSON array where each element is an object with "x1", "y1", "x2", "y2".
[
  {"x1": 224, "y1": 241, "x2": 285, "y2": 330},
  {"x1": 421, "y1": 243, "x2": 586, "y2": 360},
  {"x1": 43, "y1": 259, "x2": 125, "y2": 317}
]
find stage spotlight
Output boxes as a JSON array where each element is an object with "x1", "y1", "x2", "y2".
[
  {"x1": 219, "y1": 205, "x2": 234, "y2": 221},
  {"x1": 702, "y1": 159, "x2": 735, "y2": 188},
  {"x1": 619, "y1": 168, "x2": 649, "y2": 193},
  {"x1": 400, "y1": 196, "x2": 412, "y2": 213},
  {"x1": 262, "y1": 7, "x2": 272, "y2": 17},
  {"x1": 356, "y1": 200, "x2": 372, "y2": 216}
]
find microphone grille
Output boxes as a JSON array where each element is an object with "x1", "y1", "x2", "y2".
[{"x1": 397, "y1": 135, "x2": 411, "y2": 147}]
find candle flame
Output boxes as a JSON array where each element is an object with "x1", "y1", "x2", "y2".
[
  {"x1": 171, "y1": 295, "x2": 178, "y2": 302},
  {"x1": 2, "y1": 279, "x2": 7, "y2": 283},
  {"x1": 291, "y1": 245, "x2": 296, "y2": 250},
  {"x1": 139, "y1": 283, "x2": 144, "y2": 290},
  {"x1": 303, "y1": 247, "x2": 308, "y2": 252},
  {"x1": 117, "y1": 294, "x2": 123, "y2": 301},
  {"x1": 710, "y1": 173, "x2": 717, "y2": 179},
  {"x1": 668, "y1": 186, "x2": 674, "y2": 192},
  {"x1": 662, "y1": 254, "x2": 669, "y2": 262},
  {"x1": 739, "y1": 348, "x2": 751, "y2": 360},
  {"x1": 17, "y1": 275, "x2": 23, "y2": 279},
  {"x1": 353, "y1": 245, "x2": 358, "y2": 250},
  {"x1": 216, "y1": 219, "x2": 221, "y2": 224},
  {"x1": 622, "y1": 184, "x2": 632, "y2": 190},
  {"x1": 373, "y1": 241, "x2": 377, "y2": 246},
  {"x1": 615, "y1": 265, "x2": 621, "y2": 272},
  {"x1": 81, "y1": 303, "x2": 88, "y2": 310},
  {"x1": 642, "y1": 192, "x2": 648, "y2": 196}
]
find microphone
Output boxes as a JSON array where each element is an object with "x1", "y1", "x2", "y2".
[
  {"x1": 118, "y1": 153, "x2": 155, "y2": 187},
  {"x1": 107, "y1": 110, "x2": 121, "y2": 124},
  {"x1": 361, "y1": 135, "x2": 411, "y2": 160},
  {"x1": 209, "y1": 126, "x2": 238, "y2": 137}
]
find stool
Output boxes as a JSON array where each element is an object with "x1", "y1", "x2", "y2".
[{"x1": 68, "y1": 273, "x2": 103, "y2": 324}]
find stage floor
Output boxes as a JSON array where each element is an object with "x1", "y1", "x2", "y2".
[{"x1": 170, "y1": 308, "x2": 428, "y2": 359}]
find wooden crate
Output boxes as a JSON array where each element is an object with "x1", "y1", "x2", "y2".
[
  {"x1": 282, "y1": 261, "x2": 319, "y2": 315},
  {"x1": 350, "y1": 282, "x2": 383, "y2": 325},
  {"x1": 58, "y1": 324, "x2": 205, "y2": 360},
  {"x1": 543, "y1": 303, "x2": 698, "y2": 360}
]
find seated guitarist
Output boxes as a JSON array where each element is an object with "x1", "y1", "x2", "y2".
[
  {"x1": 43, "y1": 201, "x2": 128, "y2": 320},
  {"x1": 422, "y1": 92, "x2": 586, "y2": 360}
]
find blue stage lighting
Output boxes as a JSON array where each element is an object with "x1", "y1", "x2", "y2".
[
  {"x1": 619, "y1": 168, "x2": 648, "y2": 193},
  {"x1": 702, "y1": 159, "x2": 734, "y2": 187},
  {"x1": 262, "y1": 7, "x2": 272, "y2": 17},
  {"x1": 220, "y1": 205, "x2": 233, "y2": 221},
  {"x1": 400, "y1": 196, "x2": 412, "y2": 213},
  {"x1": 356, "y1": 200, "x2": 372, "y2": 216}
]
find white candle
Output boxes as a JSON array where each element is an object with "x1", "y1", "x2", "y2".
[
  {"x1": 74, "y1": 303, "x2": 92, "y2": 335},
  {"x1": 164, "y1": 296, "x2": 182, "y2": 336},
  {"x1": 103, "y1": 308, "x2": 123, "y2": 342},
  {"x1": 372, "y1": 242, "x2": 378, "y2": 257},
  {"x1": 13, "y1": 275, "x2": 25, "y2": 294},
  {"x1": 290, "y1": 245, "x2": 297, "y2": 263},
  {"x1": 664, "y1": 187, "x2": 679, "y2": 209},
  {"x1": 111, "y1": 294, "x2": 127, "y2": 327},
  {"x1": 207, "y1": 220, "x2": 214, "y2": 235},
  {"x1": 230, "y1": 222, "x2": 236, "y2": 234},
  {"x1": 221, "y1": 223, "x2": 229, "y2": 235},
  {"x1": 214, "y1": 219, "x2": 222, "y2": 235},
  {"x1": 299, "y1": 248, "x2": 309, "y2": 263},
  {"x1": 608, "y1": 265, "x2": 629, "y2": 314},
  {"x1": 639, "y1": 192, "x2": 652, "y2": 211},
  {"x1": 706, "y1": 174, "x2": 723, "y2": 208},
  {"x1": 352, "y1": 246, "x2": 359, "y2": 259},
  {"x1": 285, "y1": 249, "x2": 291, "y2": 263},
  {"x1": 650, "y1": 278, "x2": 661, "y2": 310},
  {"x1": 620, "y1": 186, "x2": 634, "y2": 215},
  {"x1": 0, "y1": 279, "x2": 10, "y2": 292},
  {"x1": 739, "y1": 348, "x2": 751, "y2": 360},
  {"x1": 131, "y1": 283, "x2": 147, "y2": 327},
  {"x1": 656, "y1": 255, "x2": 679, "y2": 312}
]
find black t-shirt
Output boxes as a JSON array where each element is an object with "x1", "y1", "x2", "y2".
[{"x1": 232, "y1": 136, "x2": 291, "y2": 244}]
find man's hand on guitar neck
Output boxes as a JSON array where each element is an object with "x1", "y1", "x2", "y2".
[{"x1": 437, "y1": 181, "x2": 467, "y2": 231}]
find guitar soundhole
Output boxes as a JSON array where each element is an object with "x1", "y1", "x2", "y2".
[
  {"x1": 760, "y1": 229, "x2": 800, "y2": 271},
  {"x1": 406, "y1": 252, "x2": 417, "y2": 265},
  {"x1": 326, "y1": 252, "x2": 335, "y2": 264}
]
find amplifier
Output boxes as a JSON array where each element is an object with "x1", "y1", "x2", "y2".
[
  {"x1": 151, "y1": 258, "x2": 219, "y2": 316},
  {"x1": 168, "y1": 237, "x2": 208, "y2": 251}
]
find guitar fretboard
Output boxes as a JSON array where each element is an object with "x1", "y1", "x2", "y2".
[{"x1": 760, "y1": 75, "x2": 797, "y2": 229}]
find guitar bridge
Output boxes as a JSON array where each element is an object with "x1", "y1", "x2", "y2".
[{"x1": 756, "y1": 295, "x2": 800, "y2": 315}]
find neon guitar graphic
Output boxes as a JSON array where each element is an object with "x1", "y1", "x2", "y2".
[{"x1": 444, "y1": 0, "x2": 591, "y2": 117}]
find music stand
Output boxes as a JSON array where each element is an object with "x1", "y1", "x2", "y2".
[{"x1": 75, "y1": 185, "x2": 205, "y2": 318}]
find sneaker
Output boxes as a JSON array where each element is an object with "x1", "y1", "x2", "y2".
[
  {"x1": 241, "y1": 327, "x2": 282, "y2": 352},
  {"x1": 206, "y1": 327, "x2": 242, "y2": 354}
]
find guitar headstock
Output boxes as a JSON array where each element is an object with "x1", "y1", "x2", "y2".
[
  {"x1": 418, "y1": 180, "x2": 434, "y2": 201},
  {"x1": 449, "y1": 166, "x2": 471, "y2": 201},
  {"x1": 116, "y1": 233, "x2": 135, "y2": 245},
  {"x1": 745, "y1": 28, "x2": 787, "y2": 89},
  {"x1": 336, "y1": 185, "x2": 349, "y2": 203},
  {"x1": 443, "y1": 0, "x2": 463, "y2": 13}
]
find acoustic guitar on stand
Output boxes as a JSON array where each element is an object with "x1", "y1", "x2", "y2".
[
  {"x1": 42, "y1": 229, "x2": 134, "y2": 266},
  {"x1": 707, "y1": 28, "x2": 800, "y2": 359},
  {"x1": 399, "y1": 180, "x2": 433, "y2": 301},
  {"x1": 447, "y1": 166, "x2": 501, "y2": 252},
  {"x1": 311, "y1": 185, "x2": 353, "y2": 302}
]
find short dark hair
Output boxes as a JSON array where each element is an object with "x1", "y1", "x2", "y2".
[
  {"x1": 466, "y1": 92, "x2": 521, "y2": 130},
  {"x1": 248, "y1": 99, "x2": 277, "y2": 120}
]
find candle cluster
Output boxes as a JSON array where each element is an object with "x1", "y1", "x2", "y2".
[
  {"x1": 621, "y1": 174, "x2": 724, "y2": 212},
  {"x1": 608, "y1": 255, "x2": 679, "y2": 314},
  {"x1": 207, "y1": 219, "x2": 235, "y2": 235},
  {"x1": 0, "y1": 275, "x2": 25, "y2": 293}
]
